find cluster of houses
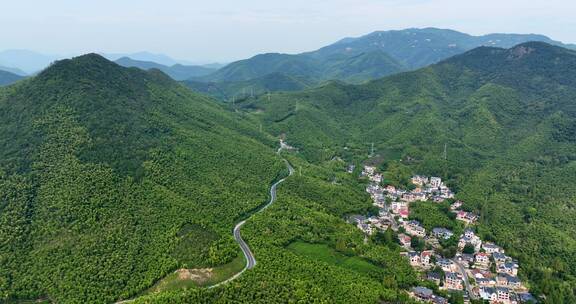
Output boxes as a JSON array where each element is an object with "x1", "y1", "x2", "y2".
[
  {"x1": 450, "y1": 200, "x2": 479, "y2": 225},
  {"x1": 411, "y1": 286, "x2": 449, "y2": 304},
  {"x1": 354, "y1": 165, "x2": 536, "y2": 304},
  {"x1": 381, "y1": 175, "x2": 456, "y2": 206}
]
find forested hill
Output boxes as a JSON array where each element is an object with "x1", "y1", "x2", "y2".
[
  {"x1": 0, "y1": 69, "x2": 24, "y2": 86},
  {"x1": 242, "y1": 42, "x2": 576, "y2": 302},
  {"x1": 0, "y1": 54, "x2": 285, "y2": 303},
  {"x1": 192, "y1": 49, "x2": 406, "y2": 84}
]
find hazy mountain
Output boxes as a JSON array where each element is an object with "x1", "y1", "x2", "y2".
[
  {"x1": 103, "y1": 51, "x2": 184, "y2": 66},
  {"x1": 0, "y1": 49, "x2": 61, "y2": 74},
  {"x1": 115, "y1": 57, "x2": 217, "y2": 80},
  {"x1": 0, "y1": 65, "x2": 27, "y2": 76},
  {"x1": 313, "y1": 27, "x2": 576, "y2": 69},
  {"x1": 0, "y1": 69, "x2": 24, "y2": 86},
  {"x1": 196, "y1": 28, "x2": 575, "y2": 86}
]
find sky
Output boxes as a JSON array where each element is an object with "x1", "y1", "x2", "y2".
[{"x1": 1, "y1": 0, "x2": 575, "y2": 63}]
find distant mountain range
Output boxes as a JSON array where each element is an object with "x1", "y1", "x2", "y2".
[
  {"x1": 190, "y1": 28, "x2": 576, "y2": 91},
  {"x1": 0, "y1": 49, "x2": 220, "y2": 75},
  {"x1": 2, "y1": 28, "x2": 575, "y2": 95},
  {"x1": 114, "y1": 57, "x2": 217, "y2": 81},
  {"x1": 0, "y1": 50, "x2": 60, "y2": 74},
  {"x1": 310, "y1": 28, "x2": 576, "y2": 69}
]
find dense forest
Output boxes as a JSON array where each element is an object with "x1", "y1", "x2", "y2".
[
  {"x1": 1, "y1": 41, "x2": 575, "y2": 303},
  {"x1": 0, "y1": 55, "x2": 286, "y2": 303},
  {"x1": 132, "y1": 155, "x2": 419, "y2": 303},
  {"x1": 238, "y1": 42, "x2": 576, "y2": 302}
]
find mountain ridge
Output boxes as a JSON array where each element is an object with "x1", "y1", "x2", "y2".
[{"x1": 195, "y1": 28, "x2": 575, "y2": 87}]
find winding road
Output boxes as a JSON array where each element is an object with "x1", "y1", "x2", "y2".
[
  {"x1": 115, "y1": 145, "x2": 294, "y2": 302},
  {"x1": 208, "y1": 147, "x2": 294, "y2": 288}
]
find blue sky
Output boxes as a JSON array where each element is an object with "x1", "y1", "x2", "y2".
[{"x1": 1, "y1": 0, "x2": 575, "y2": 63}]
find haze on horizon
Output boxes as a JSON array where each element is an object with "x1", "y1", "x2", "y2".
[{"x1": 1, "y1": 0, "x2": 575, "y2": 63}]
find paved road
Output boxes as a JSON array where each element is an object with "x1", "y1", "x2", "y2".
[
  {"x1": 452, "y1": 258, "x2": 478, "y2": 300},
  {"x1": 115, "y1": 146, "x2": 294, "y2": 302},
  {"x1": 228, "y1": 159, "x2": 293, "y2": 270},
  {"x1": 209, "y1": 151, "x2": 294, "y2": 288}
]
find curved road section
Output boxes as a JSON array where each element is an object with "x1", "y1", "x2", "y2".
[
  {"x1": 116, "y1": 147, "x2": 294, "y2": 302},
  {"x1": 209, "y1": 153, "x2": 294, "y2": 288}
]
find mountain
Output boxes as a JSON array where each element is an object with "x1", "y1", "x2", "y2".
[
  {"x1": 195, "y1": 50, "x2": 406, "y2": 85},
  {"x1": 0, "y1": 54, "x2": 287, "y2": 303},
  {"x1": 195, "y1": 28, "x2": 575, "y2": 87},
  {"x1": 183, "y1": 72, "x2": 313, "y2": 100},
  {"x1": 239, "y1": 42, "x2": 576, "y2": 301},
  {"x1": 0, "y1": 49, "x2": 61, "y2": 74},
  {"x1": 313, "y1": 27, "x2": 576, "y2": 69},
  {"x1": 0, "y1": 53, "x2": 419, "y2": 304},
  {"x1": 0, "y1": 69, "x2": 24, "y2": 86},
  {"x1": 115, "y1": 57, "x2": 217, "y2": 80},
  {"x1": 103, "y1": 51, "x2": 184, "y2": 66},
  {"x1": 0, "y1": 65, "x2": 27, "y2": 76}
]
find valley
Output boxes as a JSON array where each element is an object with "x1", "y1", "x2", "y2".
[{"x1": 0, "y1": 26, "x2": 575, "y2": 304}]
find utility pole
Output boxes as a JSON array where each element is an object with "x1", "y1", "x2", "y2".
[
  {"x1": 370, "y1": 142, "x2": 374, "y2": 157},
  {"x1": 443, "y1": 143, "x2": 447, "y2": 160}
]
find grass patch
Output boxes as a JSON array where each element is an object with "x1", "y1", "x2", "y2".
[
  {"x1": 286, "y1": 241, "x2": 382, "y2": 276},
  {"x1": 144, "y1": 255, "x2": 246, "y2": 294}
]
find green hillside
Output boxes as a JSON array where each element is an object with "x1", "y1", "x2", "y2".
[
  {"x1": 193, "y1": 50, "x2": 406, "y2": 85},
  {"x1": 0, "y1": 54, "x2": 286, "y2": 303},
  {"x1": 240, "y1": 42, "x2": 576, "y2": 302},
  {"x1": 183, "y1": 72, "x2": 313, "y2": 100},
  {"x1": 133, "y1": 155, "x2": 418, "y2": 303},
  {"x1": 0, "y1": 54, "x2": 421, "y2": 304}
]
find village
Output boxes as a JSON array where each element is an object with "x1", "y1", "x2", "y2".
[{"x1": 350, "y1": 165, "x2": 537, "y2": 304}]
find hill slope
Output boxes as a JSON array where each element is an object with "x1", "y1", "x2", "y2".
[
  {"x1": 241, "y1": 42, "x2": 576, "y2": 302},
  {"x1": 115, "y1": 57, "x2": 217, "y2": 80},
  {"x1": 0, "y1": 54, "x2": 285, "y2": 303},
  {"x1": 183, "y1": 72, "x2": 313, "y2": 100},
  {"x1": 194, "y1": 50, "x2": 406, "y2": 84}
]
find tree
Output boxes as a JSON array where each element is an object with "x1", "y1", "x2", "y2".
[
  {"x1": 411, "y1": 237, "x2": 425, "y2": 252},
  {"x1": 462, "y1": 243, "x2": 475, "y2": 254},
  {"x1": 449, "y1": 291, "x2": 464, "y2": 304}
]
